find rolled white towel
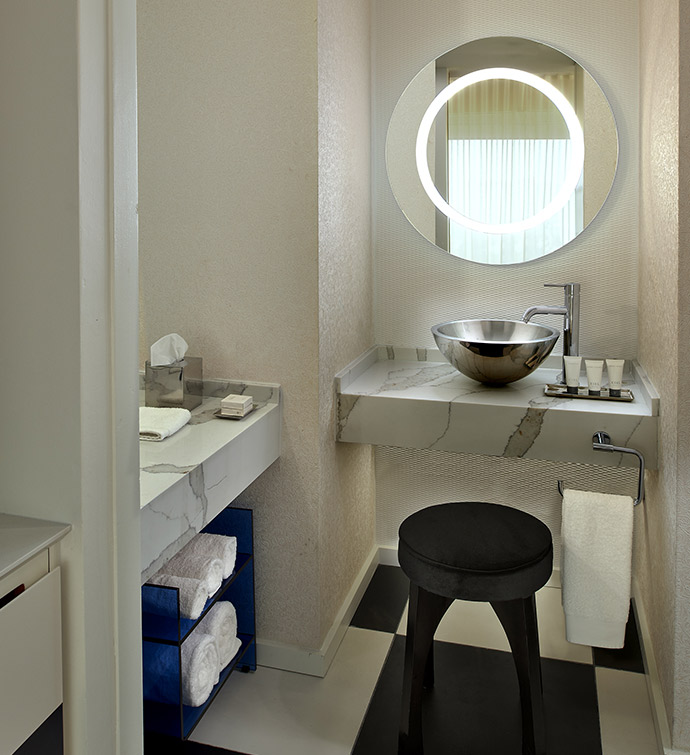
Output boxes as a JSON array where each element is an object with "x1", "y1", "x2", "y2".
[
  {"x1": 194, "y1": 533, "x2": 237, "y2": 579},
  {"x1": 139, "y1": 406, "x2": 191, "y2": 441},
  {"x1": 198, "y1": 601, "x2": 241, "y2": 668},
  {"x1": 146, "y1": 573, "x2": 208, "y2": 620},
  {"x1": 142, "y1": 630, "x2": 219, "y2": 707},
  {"x1": 181, "y1": 630, "x2": 220, "y2": 707},
  {"x1": 161, "y1": 547, "x2": 224, "y2": 596}
]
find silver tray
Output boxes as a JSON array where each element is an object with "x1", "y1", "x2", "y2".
[{"x1": 544, "y1": 384, "x2": 634, "y2": 402}]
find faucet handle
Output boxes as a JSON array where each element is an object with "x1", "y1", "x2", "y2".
[{"x1": 544, "y1": 283, "x2": 579, "y2": 289}]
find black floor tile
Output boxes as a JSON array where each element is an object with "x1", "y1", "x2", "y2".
[
  {"x1": 350, "y1": 564, "x2": 410, "y2": 633},
  {"x1": 145, "y1": 732, "x2": 247, "y2": 754},
  {"x1": 353, "y1": 636, "x2": 602, "y2": 755},
  {"x1": 14, "y1": 706, "x2": 63, "y2": 755},
  {"x1": 592, "y1": 602, "x2": 645, "y2": 673}
]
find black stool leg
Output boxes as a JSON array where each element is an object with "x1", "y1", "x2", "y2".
[
  {"x1": 490, "y1": 595, "x2": 546, "y2": 755},
  {"x1": 399, "y1": 584, "x2": 452, "y2": 755}
]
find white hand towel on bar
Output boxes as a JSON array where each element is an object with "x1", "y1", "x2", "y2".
[
  {"x1": 161, "y1": 545, "x2": 224, "y2": 596},
  {"x1": 181, "y1": 630, "x2": 220, "y2": 707},
  {"x1": 194, "y1": 533, "x2": 237, "y2": 579},
  {"x1": 139, "y1": 406, "x2": 191, "y2": 441},
  {"x1": 561, "y1": 488, "x2": 634, "y2": 648},
  {"x1": 198, "y1": 600, "x2": 241, "y2": 668},
  {"x1": 146, "y1": 573, "x2": 208, "y2": 620}
]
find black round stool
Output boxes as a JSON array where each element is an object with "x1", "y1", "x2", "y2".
[{"x1": 398, "y1": 502, "x2": 553, "y2": 755}]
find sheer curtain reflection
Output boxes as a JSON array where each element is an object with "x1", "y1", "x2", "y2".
[{"x1": 446, "y1": 73, "x2": 583, "y2": 264}]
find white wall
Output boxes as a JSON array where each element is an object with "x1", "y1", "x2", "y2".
[{"x1": 0, "y1": 1, "x2": 141, "y2": 753}]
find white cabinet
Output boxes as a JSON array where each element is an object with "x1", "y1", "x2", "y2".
[
  {"x1": 0, "y1": 566, "x2": 62, "y2": 754},
  {"x1": 0, "y1": 514, "x2": 70, "y2": 755}
]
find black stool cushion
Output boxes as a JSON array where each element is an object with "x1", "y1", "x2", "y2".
[{"x1": 398, "y1": 502, "x2": 553, "y2": 602}]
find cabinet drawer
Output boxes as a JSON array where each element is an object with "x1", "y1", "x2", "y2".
[
  {"x1": 0, "y1": 551, "x2": 48, "y2": 601},
  {"x1": 0, "y1": 568, "x2": 62, "y2": 754}
]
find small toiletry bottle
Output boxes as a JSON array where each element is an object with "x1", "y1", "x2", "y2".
[
  {"x1": 563, "y1": 356, "x2": 582, "y2": 395},
  {"x1": 606, "y1": 359, "x2": 625, "y2": 397},
  {"x1": 585, "y1": 359, "x2": 603, "y2": 396}
]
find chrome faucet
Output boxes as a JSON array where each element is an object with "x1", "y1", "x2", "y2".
[{"x1": 522, "y1": 283, "x2": 580, "y2": 381}]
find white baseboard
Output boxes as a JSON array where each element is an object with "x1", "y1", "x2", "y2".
[
  {"x1": 256, "y1": 544, "x2": 379, "y2": 677},
  {"x1": 377, "y1": 545, "x2": 399, "y2": 566},
  {"x1": 631, "y1": 582, "x2": 678, "y2": 754}
]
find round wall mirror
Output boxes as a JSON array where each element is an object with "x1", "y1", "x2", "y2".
[{"x1": 386, "y1": 37, "x2": 619, "y2": 265}]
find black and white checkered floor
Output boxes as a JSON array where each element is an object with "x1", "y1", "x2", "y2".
[{"x1": 146, "y1": 565, "x2": 659, "y2": 755}]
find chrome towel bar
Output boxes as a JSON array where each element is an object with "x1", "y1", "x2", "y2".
[{"x1": 557, "y1": 431, "x2": 645, "y2": 506}]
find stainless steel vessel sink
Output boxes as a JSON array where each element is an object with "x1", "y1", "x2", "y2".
[{"x1": 432, "y1": 319, "x2": 560, "y2": 385}]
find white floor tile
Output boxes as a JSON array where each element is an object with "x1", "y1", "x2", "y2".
[
  {"x1": 397, "y1": 598, "x2": 511, "y2": 651},
  {"x1": 396, "y1": 586, "x2": 592, "y2": 664},
  {"x1": 189, "y1": 627, "x2": 394, "y2": 755},
  {"x1": 596, "y1": 667, "x2": 660, "y2": 755},
  {"x1": 535, "y1": 585, "x2": 593, "y2": 664}
]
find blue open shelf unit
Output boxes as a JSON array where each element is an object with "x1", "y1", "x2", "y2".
[{"x1": 141, "y1": 506, "x2": 256, "y2": 740}]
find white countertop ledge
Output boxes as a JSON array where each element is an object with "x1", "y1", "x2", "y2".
[
  {"x1": 336, "y1": 347, "x2": 659, "y2": 469},
  {"x1": 0, "y1": 514, "x2": 71, "y2": 580},
  {"x1": 140, "y1": 380, "x2": 281, "y2": 582}
]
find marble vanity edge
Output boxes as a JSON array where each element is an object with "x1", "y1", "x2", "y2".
[
  {"x1": 140, "y1": 399, "x2": 281, "y2": 581},
  {"x1": 630, "y1": 361, "x2": 660, "y2": 414},
  {"x1": 335, "y1": 345, "x2": 452, "y2": 392},
  {"x1": 334, "y1": 347, "x2": 659, "y2": 469},
  {"x1": 138, "y1": 371, "x2": 280, "y2": 405},
  {"x1": 201, "y1": 378, "x2": 280, "y2": 404},
  {"x1": 335, "y1": 348, "x2": 656, "y2": 413},
  {"x1": 334, "y1": 346, "x2": 379, "y2": 392}
]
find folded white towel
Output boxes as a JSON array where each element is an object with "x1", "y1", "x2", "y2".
[
  {"x1": 139, "y1": 406, "x2": 191, "y2": 441},
  {"x1": 181, "y1": 630, "x2": 220, "y2": 707},
  {"x1": 195, "y1": 533, "x2": 237, "y2": 579},
  {"x1": 161, "y1": 546, "x2": 224, "y2": 597},
  {"x1": 146, "y1": 573, "x2": 208, "y2": 620},
  {"x1": 561, "y1": 488, "x2": 634, "y2": 648},
  {"x1": 198, "y1": 601, "x2": 241, "y2": 668}
]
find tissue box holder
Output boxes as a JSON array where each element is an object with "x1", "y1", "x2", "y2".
[{"x1": 145, "y1": 357, "x2": 203, "y2": 410}]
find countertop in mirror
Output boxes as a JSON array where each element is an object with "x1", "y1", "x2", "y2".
[
  {"x1": 140, "y1": 378, "x2": 281, "y2": 582},
  {"x1": 336, "y1": 347, "x2": 658, "y2": 469}
]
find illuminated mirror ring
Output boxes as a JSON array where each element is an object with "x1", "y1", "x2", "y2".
[{"x1": 415, "y1": 67, "x2": 585, "y2": 235}]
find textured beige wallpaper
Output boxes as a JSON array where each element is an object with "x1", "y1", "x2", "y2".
[
  {"x1": 139, "y1": 0, "x2": 316, "y2": 650},
  {"x1": 317, "y1": 0, "x2": 376, "y2": 639},
  {"x1": 138, "y1": 0, "x2": 375, "y2": 652},
  {"x1": 637, "y1": 0, "x2": 690, "y2": 748},
  {"x1": 373, "y1": 0, "x2": 639, "y2": 356},
  {"x1": 676, "y1": 12, "x2": 690, "y2": 736}
]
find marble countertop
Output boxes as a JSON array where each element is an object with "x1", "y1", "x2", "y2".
[
  {"x1": 0, "y1": 514, "x2": 71, "y2": 580},
  {"x1": 140, "y1": 378, "x2": 281, "y2": 582},
  {"x1": 336, "y1": 347, "x2": 659, "y2": 469},
  {"x1": 140, "y1": 380, "x2": 280, "y2": 509}
]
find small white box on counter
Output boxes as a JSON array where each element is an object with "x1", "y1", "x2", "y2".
[{"x1": 220, "y1": 394, "x2": 253, "y2": 417}]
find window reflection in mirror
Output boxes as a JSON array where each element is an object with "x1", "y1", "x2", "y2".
[{"x1": 386, "y1": 37, "x2": 618, "y2": 265}]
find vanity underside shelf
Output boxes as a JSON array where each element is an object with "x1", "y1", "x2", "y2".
[{"x1": 142, "y1": 506, "x2": 256, "y2": 740}]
